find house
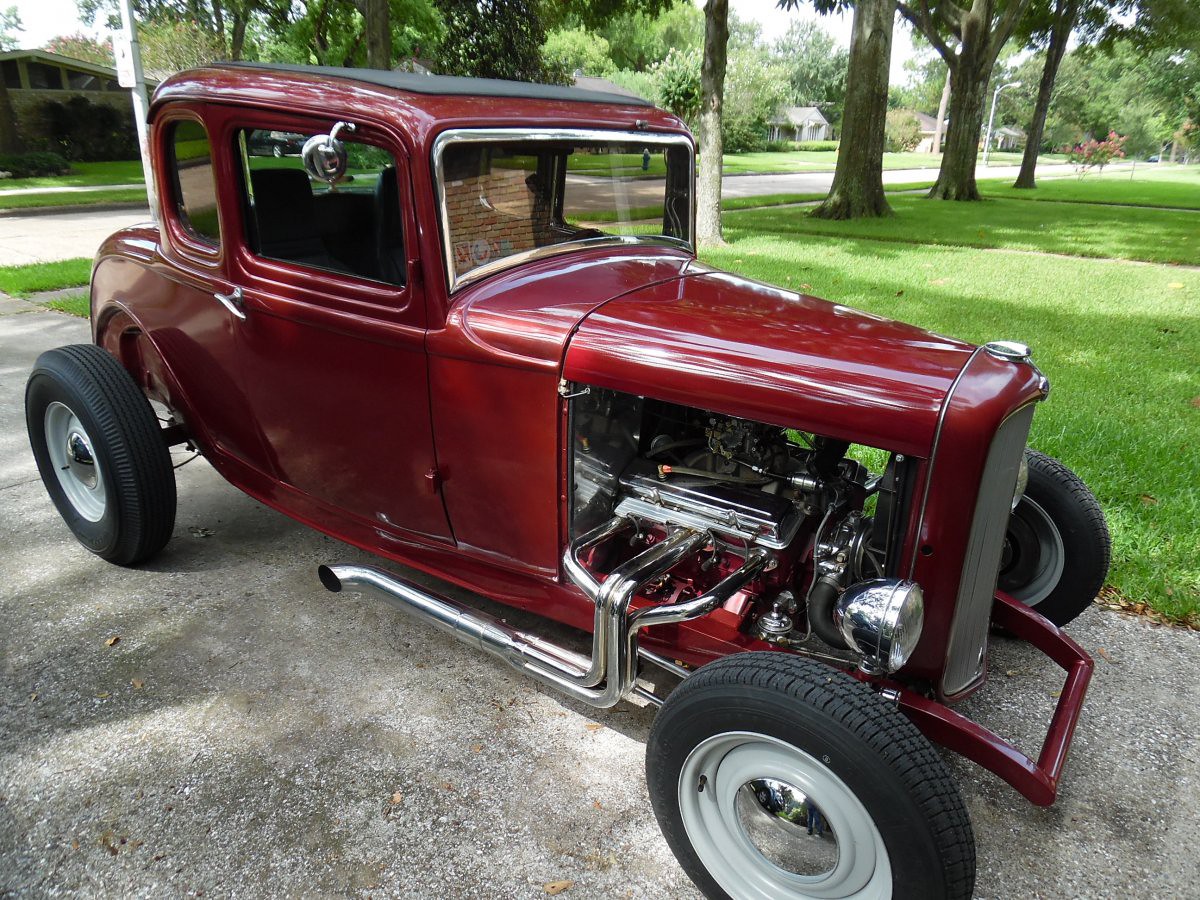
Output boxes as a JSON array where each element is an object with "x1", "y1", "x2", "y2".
[
  {"x1": 913, "y1": 111, "x2": 949, "y2": 153},
  {"x1": 991, "y1": 125, "x2": 1025, "y2": 151},
  {"x1": 0, "y1": 49, "x2": 158, "y2": 130},
  {"x1": 767, "y1": 106, "x2": 832, "y2": 143}
]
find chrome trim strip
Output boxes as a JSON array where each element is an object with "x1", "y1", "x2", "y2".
[
  {"x1": 431, "y1": 127, "x2": 696, "y2": 294},
  {"x1": 906, "y1": 346, "x2": 985, "y2": 578}
]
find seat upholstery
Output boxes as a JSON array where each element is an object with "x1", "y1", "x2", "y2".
[{"x1": 249, "y1": 168, "x2": 339, "y2": 269}]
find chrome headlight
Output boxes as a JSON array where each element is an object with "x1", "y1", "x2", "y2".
[
  {"x1": 1011, "y1": 451, "x2": 1029, "y2": 511},
  {"x1": 834, "y1": 579, "x2": 925, "y2": 675}
]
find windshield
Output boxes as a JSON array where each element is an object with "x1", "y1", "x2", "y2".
[{"x1": 436, "y1": 131, "x2": 693, "y2": 289}]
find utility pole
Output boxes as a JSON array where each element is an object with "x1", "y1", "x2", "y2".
[
  {"x1": 982, "y1": 81, "x2": 1021, "y2": 168},
  {"x1": 114, "y1": 0, "x2": 156, "y2": 220}
]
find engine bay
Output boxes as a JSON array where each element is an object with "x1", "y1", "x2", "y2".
[{"x1": 570, "y1": 386, "x2": 917, "y2": 657}]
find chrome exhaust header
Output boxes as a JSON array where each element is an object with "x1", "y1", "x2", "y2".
[{"x1": 318, "y1": 516, "x2": 771, "y2": 708}]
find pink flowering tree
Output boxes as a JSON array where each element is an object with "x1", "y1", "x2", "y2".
[{"x1": 1063, "y1": 132, "x2": 1127, "y2": 177}]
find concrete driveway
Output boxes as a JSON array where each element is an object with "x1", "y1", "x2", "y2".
[{"x1": 2, "y1": 298, "x2": 1197, "y2": 898}]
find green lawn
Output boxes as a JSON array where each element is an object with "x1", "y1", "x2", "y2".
[
  {"x1": 0, "y1": 187, "x2": 148, "y2": 211},
  {"x1": 701, "y1": 233, "x2": 1199, "y2": 622},
  {"x1": 0, "y1": 258, "x2": 92, "y2": 297},
  {"x1": 726, "y1": 194, "x2": 1200, "y2": 266},
  {"x1": 977, "y1": 165, "x2": 1200, "y2": 210},
  {"x1": 0, "y1": 160, "x2": 146, "y2": 190}
]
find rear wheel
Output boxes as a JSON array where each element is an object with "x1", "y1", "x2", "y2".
[
  {"x1": 647, "y1": 652, "x2": 975, "y2": 900},
  {"x1": 26, "y1": 344, "x2": 176, "y2": 565},
  {"x1": 999, "y1": 450, "x2": 1110, "y2": 627}
]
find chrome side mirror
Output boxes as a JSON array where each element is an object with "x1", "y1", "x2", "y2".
[{"x1": 302, "y1": 121, "x2": 356, "y2": 183}]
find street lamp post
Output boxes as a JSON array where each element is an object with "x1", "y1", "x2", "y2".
[{"x1": 983, "y1": 81, "x2": 1022, "y2": 168}]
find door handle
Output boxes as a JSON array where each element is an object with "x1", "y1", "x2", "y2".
[{"x1": 214, "y1": 287, "x2": 246, "y2": 320}]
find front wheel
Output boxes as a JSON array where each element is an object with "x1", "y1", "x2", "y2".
[
  {"x1": 999, "y1": 450, "x2": 1110, "y2": 627},
  {"x1": 647, "y1": 653, "x2": 975, "y2": 900},
  {"x1": 26, "y1": 344, "x2": 176, "y2": 566}
]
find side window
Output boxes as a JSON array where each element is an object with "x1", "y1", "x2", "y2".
[
  {"x1": 168, "y1": 120, "x2": 221, "y2": 245},
  {"x1": 236, "y1": 128, "x2": 405, "y2": 287}
]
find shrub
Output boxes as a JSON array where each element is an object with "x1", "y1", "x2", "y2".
[
  {"x1": 884, "y1": 110, "x2": 922, "y2": 153},
  {"x1": 793, "y1": 140, "x2": 839, "y2": 152},
  {"x1": 1062, "y1": 132, "x2": 1127, "y2": 176},
  {"x1": 0, "y1": 151, "x2": 71, "y2": 178},
  {"x1": 26, "y1": 97, "x2": 138, "y2": 162},
  {"x1": 762, "y1": 139, "x2": 793, "y2": 152}
]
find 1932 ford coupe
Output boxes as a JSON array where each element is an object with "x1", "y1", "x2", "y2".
[{"x1": 26, "y1": 64, "x2": 1112, "y2": 900}]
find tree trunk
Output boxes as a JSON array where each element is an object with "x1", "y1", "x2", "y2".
[
  {"x1": 211, "y1": 0, "x2": 229, "y2": 57},
  {"x1": 365, "y1": 0, "x2": 391, "y2": 70},
  {"x1": 932, "y1": 67, "x2": 950, "y2": 153},
  {"x1": 230, "y1": 8, "x2": 249, "y2": 60},
  {"x1": 929, "y1": 58, "x2": 987, "y2": 199},
  {"x1": 927, "y1": 6, "x2": 995, "y2": 204},
  {"x1": 0, "y1": 81, "x2": 21, "y2": 154},
  {"x1": 811, "y1": 0, "x2": 894, "y2": 219},
  {"x1": 696, "y1": 0, "x2": 729, "y2": 246},
  {"x1": 1014, "y1": 0, "x2": 1076, "y2": 189}
]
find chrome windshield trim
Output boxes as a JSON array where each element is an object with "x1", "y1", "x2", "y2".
[{"x1": 431, "y1": 127, "x2": 696, "y2": 294}]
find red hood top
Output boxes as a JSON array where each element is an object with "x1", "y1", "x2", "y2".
[{"x1": 564, "y1": 268, "x2": 977, "y2": 457}]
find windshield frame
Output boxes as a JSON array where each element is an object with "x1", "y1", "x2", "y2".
[{"x1": 432, "y1": 127, "x2": 696, "y2": 293}]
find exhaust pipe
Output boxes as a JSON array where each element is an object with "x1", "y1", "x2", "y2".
[{"x1": 319, "y1": 518, "x2": 772, "y2": 709}]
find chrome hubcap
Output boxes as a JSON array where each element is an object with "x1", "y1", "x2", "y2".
[
  {"x1": 678, "y1": 732, "x2": 890, "y2": 899},
  {"x1": 736, "y1": 778, "x2": 838, "y2": 877},
  {"x1": 45, "y1": 401, "x2": 106, "y2": 522},
  {"x1": 1001, "y1": 497, "x2": 1065, "y2": 607}
]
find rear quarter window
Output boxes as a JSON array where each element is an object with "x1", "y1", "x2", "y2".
[{"x1": 168, "y1": 120, "x2": 221, "y2": 245}]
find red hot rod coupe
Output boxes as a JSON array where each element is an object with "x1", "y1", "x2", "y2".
[{"x1": 26, "y1": 64, "x2": 1111, "y2": 900}]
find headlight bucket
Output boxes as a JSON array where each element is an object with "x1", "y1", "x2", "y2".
[
  {"x1": 834, "y1": 578, "x2": 925, "y2": 675},
  {"x1": 1012, "y1": 451, "x2": 1030, "y2": 511}
]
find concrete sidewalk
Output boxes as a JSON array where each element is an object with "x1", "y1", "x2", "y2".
[{"x1": 1, "y1": 299, "x2": 1197, "y2": 898}]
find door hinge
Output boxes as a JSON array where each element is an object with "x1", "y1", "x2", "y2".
[{"x1": 424, "y1": 467, "x2": 442, "y2": 494}]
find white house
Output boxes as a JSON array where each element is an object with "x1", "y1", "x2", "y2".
[
  {"x1": 912, "y1": 111, "x2": 950, "y2": 153},
  {"x1": 767, "y1": 106, "x2": 832, "y2": 143},
  {"x1": 991, "y1": 125, "x2": 1025, "y2": 151}
]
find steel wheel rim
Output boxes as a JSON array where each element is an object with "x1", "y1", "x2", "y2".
[
  {"x1": 1002, "y1": 497, "x2": 1065, "y2": 607},
  {"x1": 677, "y1": 731, "x2": 891, "y2": 900},
  {"x1": 44, "y1": 401, "x2": 106, "y2": 522}
]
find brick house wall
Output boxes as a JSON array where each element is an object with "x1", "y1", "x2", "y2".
[{"x1": 445, "y1": 168, "x2": 554, "y2": 277}]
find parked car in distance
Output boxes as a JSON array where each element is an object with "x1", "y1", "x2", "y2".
[
  {"x1": 246, "y1": 128, "x2": 304, "y2": 157},
  {"x1": 26, "y1": 63, "x2": 1111, "y2": 900}
]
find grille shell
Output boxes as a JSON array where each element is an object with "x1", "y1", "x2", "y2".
[{"x1": 942, "y1": 403, "x2": 1036, "y2": 695}]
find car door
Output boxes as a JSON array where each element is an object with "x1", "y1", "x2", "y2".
[
  {"x1": 217, "y1": 109, "x2": 453, "y2": 544},
  {"x1": 142, "y1": 107, "x2": 275, "y2": 474}
]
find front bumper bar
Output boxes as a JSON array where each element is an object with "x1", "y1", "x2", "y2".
[{"x1": 897, "y1": 591, "x2": 1094, "y2": 807}]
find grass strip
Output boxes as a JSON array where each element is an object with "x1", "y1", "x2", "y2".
[
  {"x1": 0, "y1": 258, "x2": 92, "y2": 297},
  {"x1": 0, "y1": 188, "x2": 148, "y2": 211},
  {"x1": 39, "y1": 292, "x2": 91, "y2": 317}
]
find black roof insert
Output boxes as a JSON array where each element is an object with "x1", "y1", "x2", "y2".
[{"x1": 216, "y1": 62, "x2": 653, "y2": 107}]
